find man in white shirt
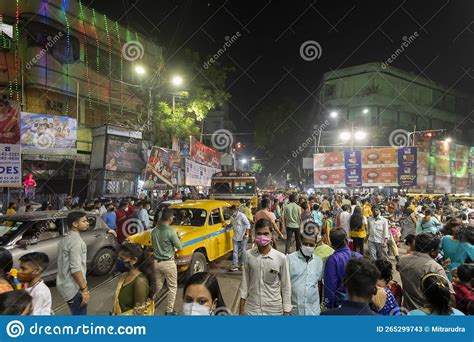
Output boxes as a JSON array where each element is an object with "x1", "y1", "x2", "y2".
[
  {"x1": 288, "y1": 233, "x2": 323, "y2": 315},
  {"x1": 367, "y1": 207, "x2": 390, "y2": 260},
  {"x1": 17, "y1": 252, "x2": 52, "y2": 315},
  {"x1": 338, "y1": 205, "x2": 352, "y2": 236},
  {"x1": 230, "y1": 205, "x2": 250, "y2": 272},
  {"x1": 240, "y1": 218, "x2": 292, "y2": 315}
]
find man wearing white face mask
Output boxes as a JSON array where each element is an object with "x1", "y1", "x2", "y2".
[{"x1": 288, "y1": 232, "x2": 323, "y2": 315}]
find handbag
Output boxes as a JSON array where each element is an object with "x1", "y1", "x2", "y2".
[{"x1": 113, "y1": 273, "x2": 155, "y2": 316}]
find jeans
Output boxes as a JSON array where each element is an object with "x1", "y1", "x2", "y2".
[
  {"x1": 352, "y1": 237, "x2": 365, "y2": 255},
  {"x1": 285, "y1": 227, "x2": 301, "y2": 254},
  {"x1": 67, "y1": 291, "x2": 87, "y2": 315},
  {"x1": 368, "y1": 241, "x2": 388, "y2": 260},
  {"x1": 232, "y1": 238, "x2": 247, "y2": 266}
]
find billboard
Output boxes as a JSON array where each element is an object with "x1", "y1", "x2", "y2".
[
  {"x1": 362, "y1": 147, "x2": 398, "y2": 166},
  {"x1": 190, "y1": 137, "x2": 221, "y2": 169},
  {"x1": 0, "y1": 144, "x2": 21, "y2": 187},
  {"x1": 398, "y1": 147, "x2": 417, "y2": 187},
  {"x1": 143, "y1": 147, "x2": 181, "y2": 189},
  {"x1": 105, "y1": 135, "x2": 144, "y2": 173},
  {"x1": 344, "y1": 150, "x2": 362, "y2": 187},
  {"x1": 20, "y1": 112, "x2": 77, "y2": 155},
  {"x1": 0, "y1": 99, "x2": 20, "y2": 144},
  {"x1": 314, "y1": 152, "x2": 344, "y2": 169},
  {"x1": 185, "y1": 158, "x2": 220, "y2": 187}
]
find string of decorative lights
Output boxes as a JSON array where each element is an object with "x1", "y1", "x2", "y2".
[
  {"x1": 91, "y1": 8, "x2": 100, "y2": 106},
  {"x1": 13, "y1": 0, "x2": 20, "y2": 101},
  {"x1": 103, "y1": 14, "x2": 112, "y2": 119},
  {"x1": 78, "y1": 1, "x2": 92, "y2": 112},
  {"x1": 61, "y1": 0, "x2": 71, "y2": 116},
  {"x1": 114, "y1": 21, "x2": 123, "y2": 116}
]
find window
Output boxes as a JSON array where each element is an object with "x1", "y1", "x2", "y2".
[
  {"x1": 233, "y1": 181, "x2": 255, "y2": 194},
  {"x1": 172, "y1": 209, "x2": 207, "y2": 227},
  {"x1": 212, "y1": 181, "x2": 232, "y2": 194},
  {"x1": 209, "y1": 209, "x2": 223, "y2": 226},
  {"x1": 323, "y1": 84, "x2": 336, "y2": 99},
  {"x1": 24, "y1": 22, "x2": 79, "y2": 64},
  {"x1": 87, "y1": 216, "x2": 97, "y2": 231},
  {"x1": 21, "y1": 220, "x2": 62, "y2": 243}
]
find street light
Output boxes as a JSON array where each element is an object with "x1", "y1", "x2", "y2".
[
  {"x1": 444, "y1": 137, "x2": 452, "y2": 143},
  {"x1": 362, "y1": 108, "x2": 369, "y2": 114},
  {"x1": 330, "y1": 111, "x2": 338, "y2": 118},
  {"x1": 339, "y1": 131, "x2": 351, "y2": 141},
  {"x1": 135, "y1": 65, "x2": 146, "y2": 75},
  {"x1": 251, "y1": 157, "x2": 255, "y2": 161},
  {"x1": 354, "y1": 131, "x2": 367, "y2": 141},
  {"x1": 171, "y1": 75, "x2": 184, "y2": 87},
  {"x1": 241, "y1": 158, "x2": 248, "y2": 164}
]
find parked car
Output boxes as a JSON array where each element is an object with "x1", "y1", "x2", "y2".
[
  {"x1": 128, "y1": 200, "x2": 233, "y2": 279},
  {"x1": 0, "y1": 211, "x2": 118, "y2": 281}
]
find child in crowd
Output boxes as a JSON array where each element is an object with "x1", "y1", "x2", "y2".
[
  {"x1": 17, "y1": 252, "x2": 52, "y2": 315},
  {"x1": 452, "y1": 265, "x2": 473, "y2": 315}
]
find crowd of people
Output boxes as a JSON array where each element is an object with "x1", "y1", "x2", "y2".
[
  {"x1": 0, "y1": 190, "x2": 472, "y2": 316},
  {"x1": 232, "y1": 191, "x2": 473, "y2": 316}
]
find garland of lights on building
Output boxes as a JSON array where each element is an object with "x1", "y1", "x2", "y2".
[
  {"x1": 61, "y1": 0, "x2": 71, "y2": 116},
  {"x1": 13, "y1": 0, "x2": 20, "y2": 101},
  {"x1": 91, "y1": 8, "x2": 100, "y2": 107},
  {"x1": 103, "y1": 14, "x2": 112, "y2": 119},
  {"x1": 115, "y1": 21, "x2": 123, "y2": 116},
  {"x1": 79, "y1": 1, "x2": 93, "y2": 113}
]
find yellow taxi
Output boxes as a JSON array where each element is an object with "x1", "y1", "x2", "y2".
[{"x1": 127, "y1": 200, "x2": 233, "y2": 278}]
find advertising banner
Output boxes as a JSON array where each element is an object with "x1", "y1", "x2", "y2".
[
  {"x1": 469, "y1": 147, "x2": 474, "y2": 195},
  {"x1": 105, "y1": 135, "x2": 144, "y2": 173},
  {"x1": 190, "y1": 137, "x2": 221, "y2": 169},
  {"x1": 20, "y1": 112, "x2": 77, "y2": 155},
  {"x1": 314, "y1": 169, "x2": 345, "y2": 188},
  {"x1": 314, "y1": 152, "x2": 344, "y2": 169},
  {"x1": 362, "y1": 167, "x2": 399, "y2": 187},
  {"x1": 0, "y1": 144, "x2": 21, "y2": 187},
  {"x1": 426, "y1": 139, "x2": 437, "y2": 193},
  {"x1": 362, "y1": 147, "x2": 397, "y2": 167},
  {"x1": 185, "y1": 158, "x2": 220, "y2": 187},
  {"x1": 143, "y1": 147, "x2": 180, "y2": 189},
  {"x1": 344, "y1": 150, "x2": 362, "y2": 187},
  {"x1": 0, "y1": 99, "x2": 20, "y2": 144},
  {"x1": 398, "y1": 147, "x2": 417, "y2": 187}
]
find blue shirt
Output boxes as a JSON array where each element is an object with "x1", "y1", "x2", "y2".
[
  {"x1": 138, "y1": 208, "x2": 151, "y2": 229},
  {"x1": 288, "y1": 251, "x2": 323, "y2": 315},
  {"x1": 323, "y1": 246, "x2": 362, "y2": 308},
  {"x1": 409, "y1": 308, "x2": 464, "y2": 316},
  {"x1": 378, "y1": 288, "x2": 400, "y2": 315},
  {"x1": 102, "y1": 211, "x2": 117, "y2": 230},
  {"x1": 311, "y1": 210, "x2": 322, "y2": 226},
  {"x1": 416, "y1": 217, "x2": 441, "y2": 234},
  {"x1": 440, "y1": 235, "x2": 474, "y2": 279}
]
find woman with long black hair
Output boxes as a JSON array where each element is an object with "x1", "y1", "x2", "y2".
[
  {"x1": 350, "y1": 206, "x2": 367, "y2": 254},
  {"x1": 409, "y1": 273, "x2": 464, "y2": 315},
  {"x1": 112, "y1": 243, "x2": 156, "y2": 315},
  {"x1": 182, "y1": 272, "x2": 227, "y2": 315},
  {"x1": 0, "y1": 248, "x2": 14, "y2": 294}
]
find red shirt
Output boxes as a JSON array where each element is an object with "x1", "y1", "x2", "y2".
[
  {"x1": 453, "y1": 282, "x2": 473, "y2": 315},
  {"x1": 116, "y1": 208, "x2": 132, "y2": 243}
]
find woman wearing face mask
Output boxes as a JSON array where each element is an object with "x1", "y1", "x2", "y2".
[
  {"x1": 112, "y1": 243, "x2": 156, "y2": 315},
  {"x1": 182, "y1": 272, "x2": 226, "y2": 315}
]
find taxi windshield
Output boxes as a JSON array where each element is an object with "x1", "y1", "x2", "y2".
[{"x1": 171, "y1": 208, "x2": 207, "y2": 227}]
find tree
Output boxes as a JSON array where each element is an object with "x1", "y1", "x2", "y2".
[
  {"x1": 151, "y1": 49, "x2": 233, "y2": 147},
  {"x1": 250, "y1": 161, "x2": 264, "y2": 174}
]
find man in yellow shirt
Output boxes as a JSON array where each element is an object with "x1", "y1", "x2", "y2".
[
  {"x1": 361, "y1": 199, "x2": 372, "y2": 218},
  {"x1": 242, "y1": 201, "x2": 254, "y2": 242}
]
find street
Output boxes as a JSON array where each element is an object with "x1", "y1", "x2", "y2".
[{"x1": 50, "y1": 239, "x2": 405, "y2": 315}]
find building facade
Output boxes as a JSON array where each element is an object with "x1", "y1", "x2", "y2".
[
  {"x1": 0, "y1": 0, "x2": 163, "y2": 197},
  {"x1": 317, "y1": 62, "x2": 473, "y2": 148}
]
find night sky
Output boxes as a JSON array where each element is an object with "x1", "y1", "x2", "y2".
[{"x1": 87, "y1": 0, "x2": 474, "y2": 178}]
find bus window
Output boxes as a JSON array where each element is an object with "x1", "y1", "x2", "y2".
[
  {"x1": 212, "y1": 182, "x2": 232, "y2": 194},
  {"x1": 233, "y1": 181, "x2": 255, "y2": 194}
]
